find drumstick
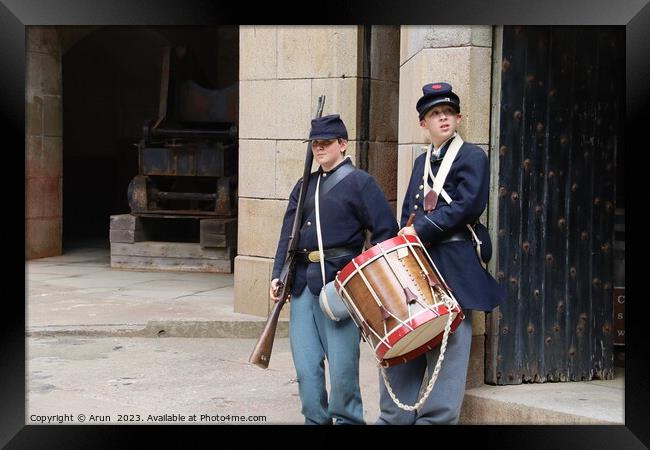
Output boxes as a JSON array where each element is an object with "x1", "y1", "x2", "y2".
[{"x1": 405, "y1": 213, "x2": 416, "y2": 227}]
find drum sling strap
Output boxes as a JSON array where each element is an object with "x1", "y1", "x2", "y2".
[
  {"x1": 314, "y1": 159, "x2": 356, "y2": 321},
  {"x1": 379, "y1": 282, "x2": 457, "y2": 412}
]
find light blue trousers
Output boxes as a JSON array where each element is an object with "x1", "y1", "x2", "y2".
[
  {"x1": 289, "y1": 286, "x2": 364, "y2": 425},
  {"x1": 376, "y1": 311, "x2": 473, "y2": 425}
]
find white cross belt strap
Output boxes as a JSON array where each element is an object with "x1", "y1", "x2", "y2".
[
  {"x1": 422, "y1": 134, "x2": 464, "y2": 211},
  {"x1": 422, "y1": 134, "x2": 488, "y2": 267}
]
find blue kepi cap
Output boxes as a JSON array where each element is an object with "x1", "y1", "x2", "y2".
[
  {"x1": 416, "y1": 82, "x2": 460, "y2": 120},
  {"x1": 305, "y1": 114, "x2": 348, "y2": 141}
]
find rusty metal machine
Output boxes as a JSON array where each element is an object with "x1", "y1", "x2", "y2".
[{"x1": 128, "y1": 46, "x2": 238, "y2": 218}]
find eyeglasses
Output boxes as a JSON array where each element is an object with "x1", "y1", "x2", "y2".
[{"x1": 312, "y1": 139, "x2": 337, "y2": 148}]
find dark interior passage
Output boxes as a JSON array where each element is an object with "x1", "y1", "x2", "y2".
[{"x1": 62, "y1": 27, "x2": 239, "y2": 249}]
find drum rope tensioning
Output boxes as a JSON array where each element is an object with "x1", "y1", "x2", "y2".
[{"x1": 335, "y1": 233, "x2": 464, "y2": 411}]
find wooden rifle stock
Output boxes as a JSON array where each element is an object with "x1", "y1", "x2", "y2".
[
  {"x1": 248, "y1": 296, "x2": 287, "y2": 368},
  {"x1": 248, "y1": 251, "x2": 294, "y2": 368},
  {"x1": 249, "y1": 95, "x2": 326, "y2": 369}
]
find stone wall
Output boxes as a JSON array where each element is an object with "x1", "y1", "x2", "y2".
[
  {"x1": 26, "y1": 28, "x2": 63, "y2": 259},
  {"x1": 235, "y1": 26, "x2": 364, "y2": 318},
  {"x1": 398, "y1": 26, "x2": 493, "y2": 388}
]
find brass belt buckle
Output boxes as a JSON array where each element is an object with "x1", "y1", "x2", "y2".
[{"x1": 307, "y1": 251, "x2": 320, "y2": 263}]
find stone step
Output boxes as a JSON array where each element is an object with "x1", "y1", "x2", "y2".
[
  {"x1": 459, "y1": 367, "x2": 625, "y2": 425},
  {"x1": 27, "y1": 319, "x2": 290, "y2": 339}
]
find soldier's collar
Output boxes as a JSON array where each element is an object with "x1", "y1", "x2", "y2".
[
  {"x1": 431, "y1": 133, "x2": 457, "y2": 160},
  {"x1": 319, "y1": 155, "x2": 352, "y2": 174}
]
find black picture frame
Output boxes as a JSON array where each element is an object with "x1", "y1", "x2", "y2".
[{"x1": 3, "y1": 0, "x2": 647, "y2": 447}]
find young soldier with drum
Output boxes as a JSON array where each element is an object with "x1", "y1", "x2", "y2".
[{"x1": 374, "y1": 82, "x2": 506, "y2": 425}]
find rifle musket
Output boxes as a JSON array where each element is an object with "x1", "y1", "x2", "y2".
[{"x1": 248, "y1": 94, "x2": 326, "y2": 369}]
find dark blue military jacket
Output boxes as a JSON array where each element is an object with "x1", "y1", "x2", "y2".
[
  {"x1": 401, "y1": 137, "x2": 506, "y2": 311},
  {"x1": 273, "y1": 158, "x2": 399, "y2": 297}
]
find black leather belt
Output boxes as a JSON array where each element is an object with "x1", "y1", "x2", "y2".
[
  {"x1": 425, "y1": 229, "x2": 471, "y2": 247},
  {"x1": 441, "y1": 230, "x2": 471, "y2": 243},
  {"x1": 296, "y1": 245, "x2": 361, "y2": 263}
]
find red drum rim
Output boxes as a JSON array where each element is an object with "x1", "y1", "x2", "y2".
[
  {"x1": 335, "y1": 234, "x2": 420, "y2": 287},
  {"x1": 380, "y1": 311, "x2": 464, "y2": 367},
  {"x1": 374, "y1": 303, "x2": 462, "y2": 363}
]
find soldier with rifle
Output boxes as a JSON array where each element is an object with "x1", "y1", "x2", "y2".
[{"x1": 266, "y1": 111, "x2": 398, "y2": 425}]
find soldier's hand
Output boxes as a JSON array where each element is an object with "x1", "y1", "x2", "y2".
[
  {"x1": 269, "y1": 279, "x2": 281, "y2": 302},
  {"x1": 399, "y1": 225, "x2": 418, "y2": 237},
  {"x1": 270, "y1": 278, "x2": 290, "y2": 303}
]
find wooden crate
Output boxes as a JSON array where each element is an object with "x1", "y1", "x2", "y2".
[{"x1": 109, "y1": 214, "x2": 236, "y2": 273}]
